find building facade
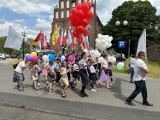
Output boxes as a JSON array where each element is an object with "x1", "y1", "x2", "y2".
[{"x1": 51, "y1": 0, "x2": 102, "y2": 53}]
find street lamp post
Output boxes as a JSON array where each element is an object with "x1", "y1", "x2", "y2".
[
  {"x1": 22, "y1": 31, "x2": 27, "y2": 60},
  {"x1": 115, "y1": 20, "x2": 128, "y2": 62}
]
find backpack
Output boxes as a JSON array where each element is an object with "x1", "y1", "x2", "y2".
[{"x1": 13, "y1": 62, "x2": 19, "y2": 69}]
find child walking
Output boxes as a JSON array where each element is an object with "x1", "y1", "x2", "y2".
[
  {"x1": 47, "y1": 61, "x2": 56, "y2": 95},
  {"x1": 89, "y1": 60, "x2": 98, "y2": 92}
]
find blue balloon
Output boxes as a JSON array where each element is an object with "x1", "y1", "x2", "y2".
[{"x1": 48, "y1": 54, "x2": 55, "y2": 61}]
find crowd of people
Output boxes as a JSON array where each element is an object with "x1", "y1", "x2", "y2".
[
  {"x1": 12, "y1": 50, "x2": 153, "y2": 106},
  {"x1": 13, "y1": 51, "x2": 114, "y2": 98}
]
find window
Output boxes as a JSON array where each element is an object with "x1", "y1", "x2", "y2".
[
  {"x1": 66, "y1": 0, "x2": 69, "y2": 8},
  {"x1": 78, "y1": 0, "x2": 81, "y2": 3},
  {"x1": 56, "y1": 11, "x2": 58, "y2": 19},
  {"x1": 91, "y1": 7, "x2": 94, "y2": 13},
  {"x1": 71, "y1": 1, "x2": 76, "y2": 7},
  {"x1": 61, "y1": 11, "x2": 64, "y2": 18},
  {"x1": 67, "y1": 10, "x2": 70, "y2": 17},
  {"x1": 61, "y1": 1, "x2": 64, "y2": 9}
]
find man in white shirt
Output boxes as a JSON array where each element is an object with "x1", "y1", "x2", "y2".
[{"x1": 126, "y1": 51, "x2": 153, "y2": 106}]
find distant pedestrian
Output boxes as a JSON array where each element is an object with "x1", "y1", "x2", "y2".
[{"x1": 126, "y1": 51, "x2": 153, "y2": 106}]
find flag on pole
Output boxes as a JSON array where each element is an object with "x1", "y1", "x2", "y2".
[
  {"x1": 62, "y1": 30, "x2": 67, "y2": 45},
  {"x1": 60, "y1": 29, "x2": 63, "y2": 45},
  {"x1": 67, "y1": 30, "x2": 72, "y2": 45},
  {"x1": 136, "y1": 29, "x2": 147, "y2": 57},
  {"x1": 71, "y1": 37, "x2": 77, "y2": 48},
  {"x1": 52, "y1": 23, "x2": 58, "y2": 46},
  {"x1": 4, "y1": 26, "x2": 23, "y2": 50}
]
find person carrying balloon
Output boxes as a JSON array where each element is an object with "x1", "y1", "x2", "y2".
[
  {"x1": 97, "y1": 54, "x2": 111, "y2": 89},
  {"x1": 13, "y1": 58, "x2": 30, "y2": 91},
  {"x1": 30, "y1": 61, "x2": 41, "y2": 91},
  {"x1": 60, "y1": 61, "x2": 70, "y2": 98}
]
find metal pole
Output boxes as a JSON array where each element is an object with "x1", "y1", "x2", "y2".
[{"x1": 22, "y1": 31, "x2": 26, "y2": 60}]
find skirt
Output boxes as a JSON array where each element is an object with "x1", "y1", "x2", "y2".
[
  {"x1": 13, "y1": 71, "x2": 25, "y2": 82},
  {"x1": 98, "y1": 69, "x2": 110, "y2": 84},
  {"x1": 89, "y1": 73, "x2": 98, "y2": 81},
  {"x1": 80, "y1": 69, "x2": 89, "y2": 86}
]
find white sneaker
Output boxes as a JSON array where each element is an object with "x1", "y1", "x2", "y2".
[
  {"x1": 37, "y1": 83, "x2": 41, "y2": 86},
  {"x1": 91, "y1": 89, "x2": 96, "y2": 92},
  {"x1": 111, "y1": 81, "x2": 115, "y2": 84}
]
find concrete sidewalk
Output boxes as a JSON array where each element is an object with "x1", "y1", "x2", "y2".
[{"x1": 0, "y1": 64, "x2": 159, "y2": 112}]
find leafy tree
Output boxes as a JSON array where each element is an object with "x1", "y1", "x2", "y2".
[{"x1": 101, "y1": 0, "x2": 160, "y2": 56}]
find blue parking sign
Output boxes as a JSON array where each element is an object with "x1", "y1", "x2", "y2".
[{"x1": 118, "y1": 41, "x2": 126, "y2": 48}]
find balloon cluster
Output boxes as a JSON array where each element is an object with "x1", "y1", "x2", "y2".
[
  {"x1": 69, "y1": 1, "x2": 93, "y2": 38},
  {"x1": 90, "y1": 50, "x2": 101, "y2": 62},
  {"x1": 117, "y1": 62, "x2": 125, "y2": 73},
  {"x1": 42, "y1": 54, "x2": 55, "y2": 62},
  {"x1": 25, "y1": 52, "x2": 38, "y2": 63},
  {"x1": 108, "y1": 56, "x2": 116, "y2": 63},
  {"x1": 95, "y1": 34, "x2": 113, "y2": 51},
  {"x1": 98, "y1": 57, "x2": 104, "y2": 63}
]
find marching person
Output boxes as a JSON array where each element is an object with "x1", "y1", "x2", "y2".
[
  {"x1": 13, "y1": 58, "x2": 29, "y2": 91},
  {"x1": 126, "y1": 51, "x2": 153, "y2": 106},
  {"x1": 60, "y1": 61, "x2": 70, "y2": 98},
  {"x1": 79, "y1": 52, "x2": 90, "y2": 97}
]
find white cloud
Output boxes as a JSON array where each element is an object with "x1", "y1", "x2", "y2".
[
  {"x1": 0, "y1": 0, "x2": 54, "y2": 15},
  {"x1": 96, "y1": 0, "x2": 160, "y2": 25},
  {"x1": 0, "y1": 0, "x2": 159, "y2": 39}
]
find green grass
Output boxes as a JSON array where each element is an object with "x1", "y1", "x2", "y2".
[
  {"x1": 7, "y1": 59, "x2": 22, "y2": 65},
  {"x1": 113, "y1": 59, "x2": 160, "y2": 79}
]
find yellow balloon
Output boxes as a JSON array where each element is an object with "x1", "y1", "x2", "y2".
[{"x1": 31, "y1": 52, "x2": 37, "y2": 56}]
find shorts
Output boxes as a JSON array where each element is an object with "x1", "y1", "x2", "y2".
[{"x1": 32, "y1": 75, "x2": 38, "y2": 81}]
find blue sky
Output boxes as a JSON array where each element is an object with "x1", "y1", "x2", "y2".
[{"x1": 0, "y1": 0, "x2": 159, "y2": 40}]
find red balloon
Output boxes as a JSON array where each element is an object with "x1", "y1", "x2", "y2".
[
  {"x1": 73, "y1": 29, "x2": 80, "y2": 38},
  {"x1": 81, "y1": 3, "x2": 89, "y2": 13},
  {"x1": 71, "y1": 8, "x2": 78, "y2": 15},
  {"x1": 69, "y1": 14, "x2": 76, "y2": 21},
  {"x1": 83, "y1": 29, "x2": 89, "y2": 37},
  {"x1": 77, "y1": 26, "x2": 85, "y2": 34},
  {"x1": 84, "y1": 11, "x2": 93, "y2": 21},
  {"x1": 77, "y1": 10, "x2": 84, "y2": 19},
  {"x1": 86, "y1": 1, "x2": 92, "y2": 9},
  {"x1": 76, "y1": 3, "x2": 82, "y2": 10},
  {"x1": 82, "y1": 19, "x2": 89, "y2": 28}
]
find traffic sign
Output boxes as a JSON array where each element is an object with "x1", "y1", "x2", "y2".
[{"x1": 118, "y1": 41, "x2": 126, "y2": 48}]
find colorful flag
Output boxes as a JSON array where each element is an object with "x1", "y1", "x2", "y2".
[
  {"x1": 136, "y1": 29, "x2": 147, "y2": 57},
  {"x1": 62, "y1": 30, "x2": 67, "y2": 45},
  {"x1": 4, "y1": 26, "x2": 23, "y2": 50},
  {"x1": 67, "y1": 30, "x2": 72, "y2": 45},
  {"x1": 52, "y1": 23, "x2": 58, "y2": 46},
  {"x1": 60, "y1": 29, "x2": 63, "y2": 45}
]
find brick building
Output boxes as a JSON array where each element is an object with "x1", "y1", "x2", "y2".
[{"x1": 51, "y1": 0, "x2": 102, "y2": 53}]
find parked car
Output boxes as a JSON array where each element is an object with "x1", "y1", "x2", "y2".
[
  {"x1": 5, "y1": 54, "x2": 10, "y2": 58},
  {"x1": 0, "y1": 53, "x2": 6, "y2": 60},
  {"x1": 18, "y1": 54, "x2": 25, "y2": 59},
  {"x1": 10, "y1": 54, "x2": 18, "y2": 58}
]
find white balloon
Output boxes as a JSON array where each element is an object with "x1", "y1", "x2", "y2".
[
  {"x1": 42, "y1": 55, "x2": 49, "y2": 62},
  {"x1": 98, "y1": 57, "x2": 104, "y2": 63},
  {"x1": 117, "y1": 62, "x2": 124, "y2": 68},
  {"x1": 61, "y1": 56, "x2": 66, "y2": 62}
]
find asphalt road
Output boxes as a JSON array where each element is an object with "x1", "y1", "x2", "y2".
[{"x1": 0, "y1": 64, "x2": 160, "y2": 120}]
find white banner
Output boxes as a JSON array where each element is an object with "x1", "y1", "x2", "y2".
[
  {"x1": 4, "y1": 26, "x2": 23, "y2": 50},
  {"x1": 136, "y1": 29, "x2": 147, "y2": 57}
]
